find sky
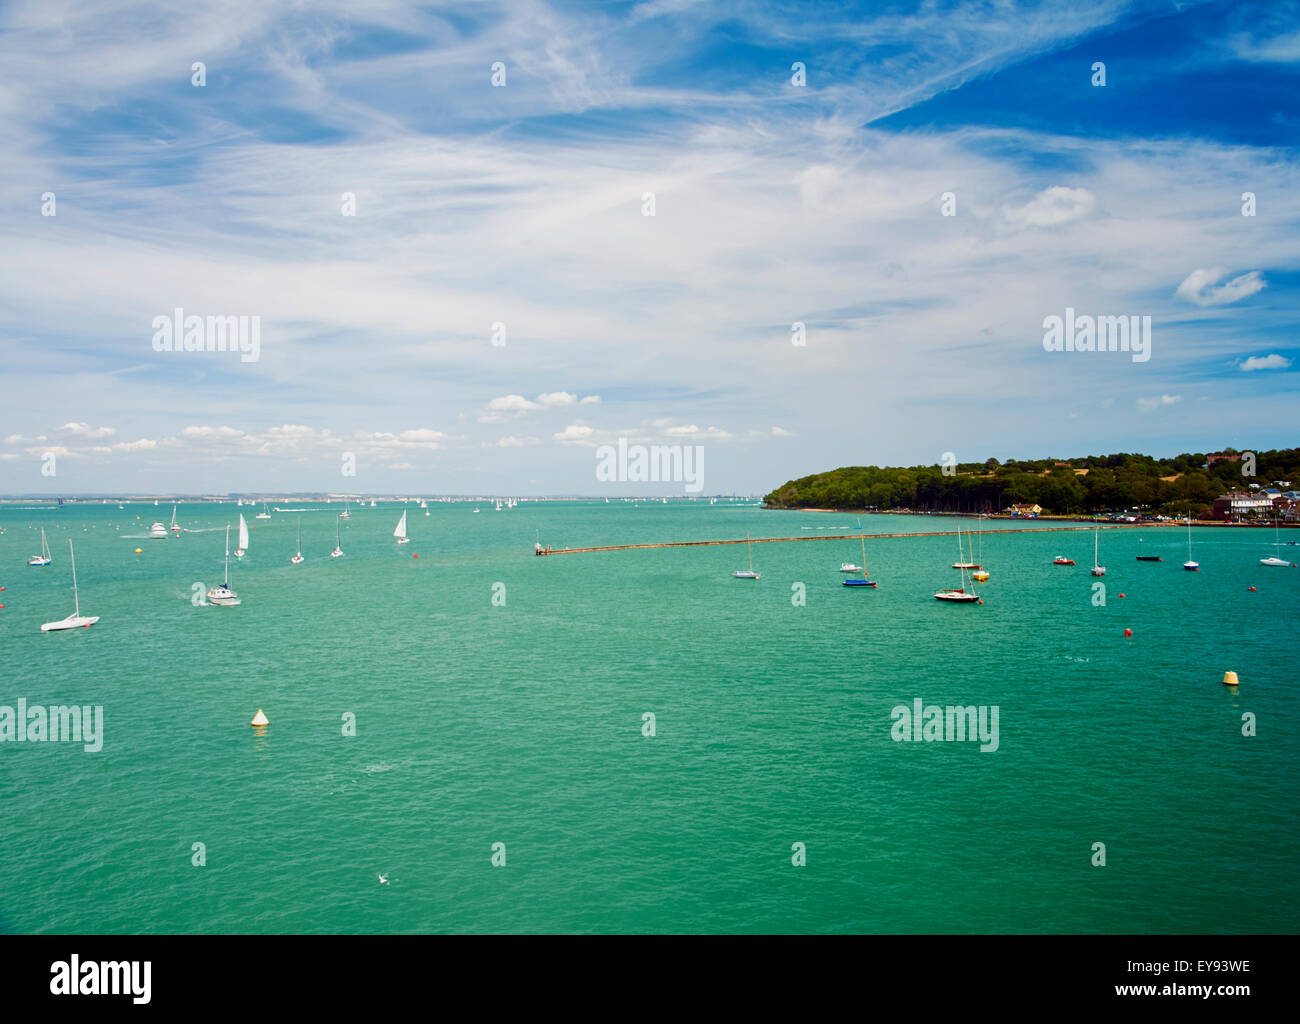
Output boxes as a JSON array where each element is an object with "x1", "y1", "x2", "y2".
[{"x1": 0, "y1": 0, "x2": 1297, "y2": 495}]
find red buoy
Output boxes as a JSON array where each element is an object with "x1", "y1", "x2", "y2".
[
  {"x1": 1248, "y1": 586, "x2": 1256, "y2": 591},
  {"x1": 1124, "y1": 628, "x2": 1132, "y2": 637},
  {"x1": 413, "y1": 553, "x2": 419, "y2": 559},
  {"x1": 1118, "y1": 593, "x2": 1125, "y2": 598},
  {"x1": 978, "y1": 599, "x2": 983, "y2": 604}
]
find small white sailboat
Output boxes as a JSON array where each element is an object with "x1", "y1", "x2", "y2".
[
  {"x1": 41, "y1": 540, "x2": 99, "y2": 630},
  {"x1": 936, "y1": 522, "x2": 979, "y2": 601},
  {"x1": 27, "y1": 527, "x2": 52, "y2": 566},
  {"x1": 234, "y1": 513, "x2": 250, "y2": 558},
  {"x1": 170, "y1": 503, "x2": 181, "y2": 535},
  {"x1": 207, "y1": 524, "x2": 241, "y2": 605},
  {"x1": 148, "y1": 521, "x2": 167, "y2": 539},
  {"x1": 291, "y1": 519, "x2": 304, "y2": 564},
  {"x1": 1090, "y1": 527, "x2": 1106, "y2": 577},
  {"x1": 370, "y1": 500, "x2": 377, "y2": 508},
  {"x1": 972, "y1": 515, "x2": 990, "y2": 581},
  {"x1": 1183, "y1": 513, "x2": 1199, "y2": 572},
  {"x1": 331, "y1": 514, "x2": 344, "y2": 558},
  {"x1": 733, "y1": 532, "x2": 760, "y2": 579},
  {"x1": 255, "y1": 503, "x2": 271, "y2": 520},
  {"x1": 394, "y1": 510, "x2": 409, "y2": 545},
  {"x1": 340, "y1": 502, "x2": 351, "y2": 521},
  {"x1": 1260, "y1": 514, "x2": 1290, "y2": 566}
]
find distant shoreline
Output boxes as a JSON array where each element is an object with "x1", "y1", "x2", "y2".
[{"x1": 763, "y1": 507, "x2": 1296, "y2": 527}]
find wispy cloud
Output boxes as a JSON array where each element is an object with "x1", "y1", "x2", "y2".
[{"x1": 1175, "y1": 268, "x2": 1267, "y2": 306}]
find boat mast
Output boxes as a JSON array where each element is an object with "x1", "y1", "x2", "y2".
[{"x1": 69, "y1": 541, "x2": 80, "y2": 618}]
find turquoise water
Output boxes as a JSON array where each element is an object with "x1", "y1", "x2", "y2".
[{"x1": 1, "y1": 502, "x2": 1296, "y2": 934}]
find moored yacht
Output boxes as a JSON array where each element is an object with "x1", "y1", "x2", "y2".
[
  {"x1": 27, "y1": 527, "x2": 52, "y2": 566},
  {"x1": 207, "y1": 524, "x2": 241, "y2": 605},
  {"x1": 40, "y1": 540, "x2": 99, "y2": 630}
]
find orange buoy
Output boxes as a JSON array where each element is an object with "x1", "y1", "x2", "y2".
[
  {"x1": 1124, "y1": 628, "x2": 1132, "y2": 637},
  {"x1": 1223, "y1": 671, "x2": 1239, "y2": 687},
  {"x1": 251, "y1": 709, "x2": 269, "y2": 727}
]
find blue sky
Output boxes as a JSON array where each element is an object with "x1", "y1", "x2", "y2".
[{"x1": 1, "y1": 0, "x2": 1296, "y2": 494}]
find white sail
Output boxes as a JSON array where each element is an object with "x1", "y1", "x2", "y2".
[
  {"x1": 394, "y1": 511, "x2": 408, "y2": 540},
  {"x1": 238, "y1": 514, "x2": 250, "y2": 551}
]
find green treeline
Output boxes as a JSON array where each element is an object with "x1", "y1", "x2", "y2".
[{"x1": 763, "y1": 448, "x2": 1300, "y2": 515}]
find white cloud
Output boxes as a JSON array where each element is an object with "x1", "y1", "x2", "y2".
[
  {"x1": 1175, "y1": 268, "x2": 1267, "y2": 306},
  {"x1": 1004, "y1": 186, "x2": 1096, "y2": 228},
  {"x1": 554, "y1": 425, "x2": 595, "y2": 444},
  {"x1": 1240, "y1": 354, "x2": 1292, "y2": 371},
  {"x1": 487, "y1": 435, "x2": 540, "y2": 447},
  {"x1": 1137, "y1": 394, "x2": 1181, "y2": 412},
  {"x1": 59, "y1": 421, "x2": 116, "y2": 439},
  {"x1": 480, "y1": 392, "x2": 594, "y2": 422}
]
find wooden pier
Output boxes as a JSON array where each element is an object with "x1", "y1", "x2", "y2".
[{"x1": 534, "y1": 522, "x2": 1164, "y2": 556}]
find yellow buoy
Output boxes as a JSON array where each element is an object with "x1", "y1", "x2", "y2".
[
  {"x1": 1222, "y1": 671, "x2": 1239, "y2": 687},
  {"x1": 251, "y1": 709, "x2": 269, "y2": 727},
  {"x1": 134, "y1": 547, "x2": 142, "y2": 554}
]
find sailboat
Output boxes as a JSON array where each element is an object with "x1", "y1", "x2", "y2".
[
  {"x1": 291, "y1": 519, "x2": 305, "y2": 564},
  {"x1": 842, "y1": 536, "x2": 876, "y2": 587},
  {"x1": 1260, "y1": 514, "x2": 1289, "y2": 566},
  {"x1": 1090, "y1": 527, "x2": 1106, "y2": 577},
  {"x1": 233, "y1": 513, "x2": 250, "y2": 558},
  {"x1": 207, "y1": 525, "x2": 241, "y2": 605},
  {"x1": 27, "y1": 527, "x2": 52, "y2": 566},
  {"x1": 1183, "y1": 513, "x2": 1199, "y2": 571},
  {"x1": 733, "y1": 532, "x2": 760, "y2": 579},
  {"x1": 953, "y1": 517, "x2": 981, "y2": 569},
  {"x1": 971, "y1": 515, "x2": 990, "y2": 580},
  {"x1": 394, "y1": 510, "x2": 410, "y2": 544},
  {"x1": 170, "y1": 503, "x2": 181, "y2": 536},
  {"x1": 340, "y1": 502, "x2": 351, "y2": 521},
  {"x1": 936, "y1": 522, "x2": 979, "y2": 601},
  {"x1": 41, "y1": 540, "x2": 99, "y2": 630},
  {"x1": 331, "y1": 515, "x2": 344, "y2": 558},
  {"x1": 255, "y1": 503, "x2": 272, "y2": 520}
]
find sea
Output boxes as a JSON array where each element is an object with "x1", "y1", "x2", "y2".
[{"x1": 1, "y1": 500, "x2": 1296, "y2": 934}]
